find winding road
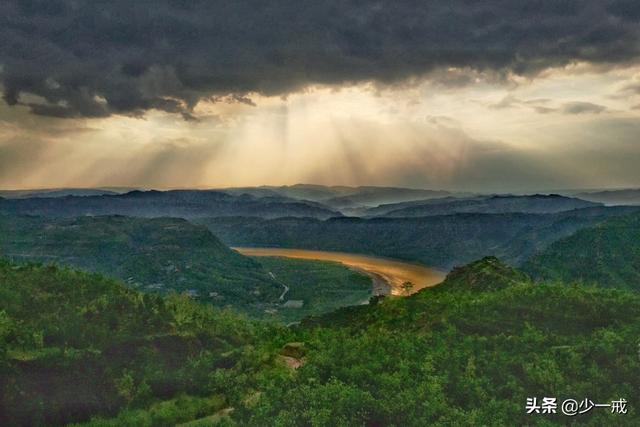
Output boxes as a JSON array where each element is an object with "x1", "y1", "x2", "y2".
[{"x1": 268, "y1": 271, "x2": 290, "y2": 300}]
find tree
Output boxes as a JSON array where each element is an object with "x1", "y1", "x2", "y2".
[{"x1": 401, "y1": 281, "x2": 415, "y2": 295}]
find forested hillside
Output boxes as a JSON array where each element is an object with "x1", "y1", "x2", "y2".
[
  {"x1": 0, "y1": 260, "x2": 285, "y2": 426},
  {"x1": 254, "y1": 257, "x2": 372, "y2": 323},
  {"x1": 240, "y1": 257, "x2": 640, "y2": 425},
  {"x1": 3, "y1": 257, "x2": 638, "y2": 426},
  {"x1": 198, "y1": 206, "x2": 640, "y2": 269},
  {"x1": 0, "y1": 214, "x2": 282, "y2": 309},
  {"x1": 0, "y1": 214, "x2": 374, "y2": 321},
  {"x1": 524, "y1": 212, "x2": 640, "y2": 290}
]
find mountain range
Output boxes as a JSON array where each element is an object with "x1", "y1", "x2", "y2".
[
  {"x1": 0, "y1": 188, "x2": 124, "y2": 199},
  {"x1": 1, "y1": 186, "x2": 618, "y2": 220},
  {"x1": 364, "y1": 194, "x2": 599, "y2": 218},
  {"x1": 222, "y1": 184, "x2": 453, "y2": 207},
  {"x1": 573, "y1": 189, "x2": 640, "y2": 206},
  {"x1": 197, "y1": 206, "x2": 640, "y2": 270},
  {"x1": 0, "y1": 189, "x2": 341, "y2": 220}
]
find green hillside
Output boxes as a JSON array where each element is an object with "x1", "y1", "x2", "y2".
[
  {"x1": 0, "y1": 260, "x2": 286, "y2": 426},
  {"x1": 0, "y1": 214, "x2": 376, "y2": 322},
  {"x1": 253, "y1": 257, "x2": 372, "y2": 323},
  {"x1": 25, "y1": 257, "x2": 637, "y2": 426},
  {"x1": 240, "y1": 257, "x2": 640, "y2": 425},
  {"x1": 0, "y1": 214, "x2": 282, "y2": 310},
  {"x1": 523, "y1": 213, "x2": 640, "y2": 290}
]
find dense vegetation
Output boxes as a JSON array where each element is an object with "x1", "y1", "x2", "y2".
[
  {"x1": 237, "y1": 257, "x2": 640, "y2": 426},
  {"x1": 0, "y1": 214, "x2": 375, "y2": 322},
  {"x1": 2, "y1": 191, "x2": 638, "y2": 425},
  {"x1": 197, "y1": 206, "x2": 640, "y2": 269},
  {"x1": 524, "y1": 212, "x2": 640, "y2": 290},
  {"x1": 3, "y1": 256, "x2": 639, "y2": 426},
  {"x1": 0, "y1": 259, "x2": 288, "y2": 426},
  {"x1": 253, "y1": 257, "x2": 372, "y2": 323},
  {"x1": 0, "y1": 214, "x2": 283, "y2": 310}
]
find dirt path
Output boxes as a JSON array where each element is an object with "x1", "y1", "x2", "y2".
[{"x1": 268, "y1": 271, "x2": 290, "y2": 300}]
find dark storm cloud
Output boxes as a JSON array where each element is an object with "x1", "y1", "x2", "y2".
[{"x1": 2, "y1": 0, "x2": 640, "y2": 118}]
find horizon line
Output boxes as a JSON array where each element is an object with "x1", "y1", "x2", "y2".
[{"x1": 1, "y1": 184, "x2": 639, "y2": 194}]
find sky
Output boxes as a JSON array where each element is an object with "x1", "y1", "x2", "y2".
[{"x1": 2, "y1": 1, "x2": 640, "y2": 192}]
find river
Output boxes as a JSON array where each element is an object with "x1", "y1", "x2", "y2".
[{"x1": 233, "y1": 247, "x2": 446, "y2": 296}]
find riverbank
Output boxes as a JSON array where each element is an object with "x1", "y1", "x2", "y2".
[
  {"x1": 348, "y1": 267, "x2": 392, "y2": 296},
  {"x1": 233, "y1": 247, "x2": 446, "y2": 295}
]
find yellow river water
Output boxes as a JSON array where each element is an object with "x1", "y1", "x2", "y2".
[{"x1": 233, "y1": 247, "x2": 446, "y2": 296}]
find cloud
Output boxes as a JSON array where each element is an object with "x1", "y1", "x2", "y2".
[
  {"x1": 489, "y1": 95, "x2": 520, "y2": 110},
  {"x1": 487, "y1": 95, "x2": 553, "y2": 110},
  {"x1": 491, "y1": 98, "x2": 608, "y2": 115},
  {"x1": 2, "y1": 0, "x2": 640, "y2": 119},
  {"x1": 561, "y1": 101, "x2": 608, "y2": 114},
  {"x1": 533, "y1": 106, "x2": 557, "y2": 114},
  {"x1": 425, "y1": 115, "x2": 459, "y2": 127},
  {"x1": 619, "y1": 82, "x2": 640, "y2": 96}
]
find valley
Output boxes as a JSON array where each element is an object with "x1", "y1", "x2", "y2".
[
  {"x1": 2, "y1": 185, "x2": 640, "y2": 425},
  {"x1": 4, "y1": 5, "x2": 640, "y2": 424},
  {"x1": 200, "y1": 205, "x2": 640, "y2": 270},
  {"x1": 235, "y1": 247, "x2": 446, "y2": 295}
]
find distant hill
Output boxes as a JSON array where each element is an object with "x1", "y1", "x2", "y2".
[
  {"x1": 197, "y1": 206, "x2": 640, "y2": 270},
  {"x1": 0, "y1": 188, "x2": 122, "y2": 199},
  {"x1": 0, "y1": 214, "x2": 282, "y2": 309},
  {"x1": 362, "y1": 196, "x2": 476, "y2": 216},
  {"x1": 322, "y1": 187, "x2": 452, "y2": 209},
  {"x1": 0, "y1": 189, "x2": 341, "y2": 220},
  {"x1": 372, "y1": 194, "x2": 600, "y2": 218},
  {"x1": 223, "y1": 184, "x2": 354, "y2": 201},
  {"x1": 523, "y1": 212, "x2": 640, "y2": 290},
  {"x1": 574, "y1": 189, "x2": 640, "y2": 206},
  {"x1": 221, "y1": 184, "x2": 454, "y2": 213}
]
